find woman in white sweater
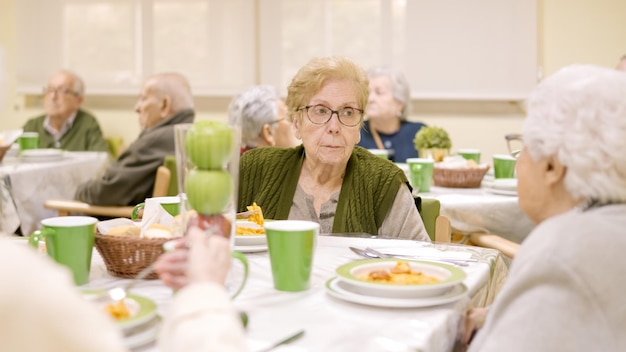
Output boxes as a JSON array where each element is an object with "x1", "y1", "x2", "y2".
[{"x1": 465, "y1": 64, "x2": 626, "y2": 351}]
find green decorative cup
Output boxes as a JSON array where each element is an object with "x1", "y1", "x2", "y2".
[
  {"x1": 18, "y1": 132, "x2": 39, "y2": 152},
  {"x1": 367, "y1": 149, "x2": 389, "y2": 159},
  {"x1": 493, "y1": 154, "x2": 517, "y2": 179},
  {"x1": 457, "y1": 148, "x2": 481, "y2": 163},
  {"x1": 265, "y1": 220, "x2": 319, "y2": 292},
  {"x1": 132, "y1": 196, "x2": 180, "y2": 220},
  {"x1": 28, "y1": 216, "x2": 98, "y2": 285},
  {"x1": 406, "y1": 158, "x2": 435, "y2": 192}
]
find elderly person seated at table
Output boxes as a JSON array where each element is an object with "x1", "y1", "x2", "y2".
[
  {"x1": 229, "y1": 85, "x2": 299, "y2": 154},
  {"x1": 75, "y1": 72, "x2": 194, "y2": 206},
  {"x1": 357, "y1": 66, "x2": 426, "y2": 163},
  {"x1": 23, "y1": 70, "x2": 108, "y2": 152},
  {"x1": 464, "y1": 64, "x2": 626, "y2": 351},
  {"x1": 238, "y1": 56, "x2": 429, "y2": 240}
]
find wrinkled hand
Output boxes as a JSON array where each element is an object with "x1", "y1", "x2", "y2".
[
  {"x1": 462, "y1": 307, "x2": 488, "y2": 346},
  {"x1": 154, "y1": 226, "x2": 232, "y2": 290}
]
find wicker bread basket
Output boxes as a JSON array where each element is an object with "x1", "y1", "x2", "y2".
[
  {"x1": 0, "y1": 145, "x2": 10, "y2": 163},
  {"x1": 94, "y1": 232, "x2": 170, "y2": 279},
  {"x1": 433, "y1": 164, "x2": 490, "y2": 188}
]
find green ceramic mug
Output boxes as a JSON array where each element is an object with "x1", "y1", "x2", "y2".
[
  {"x1": 18, "y1": 132, "x2": 39, "y2": 152},
  {"x1": 265, "y1": 220, "x2": 319, "y2": 292},
  {"x1": 493, "y1": 154, "x2": 517, "y2": 179},
  {"x1": 406, "y1": 158, "x2": 435, "y2": 192},
  {"x1": 163, "y1": 240, "x2": 249, "y2": 298},
  {"x1": 132, "y1": 196, "x2": 181, "y2": 220},
  {"x1": 457, "y1": 148, "x2": 481, "y2": 163},
  {"x1": 28, "y1": 216, "x2": 98, "y2": 285}
]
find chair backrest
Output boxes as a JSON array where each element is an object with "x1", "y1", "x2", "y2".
[
  {"x1": 106, "y1": 136, "x2": 124, "y2": 158},
  {"x1": 163, "y1": 155, "x2": 178, "y2": 196},
  {"x1": 419, "y1": 197, "x2": 440, "y2": 241},
  {"x1": 152, "y1": 166, "x2": 171, "y2": 197}
]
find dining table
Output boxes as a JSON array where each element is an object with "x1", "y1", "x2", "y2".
[
  {"x1": 0, "y1": 151, "x2": 109, "y2": 235},
  {"x1": 81, "y1": 235, "x2": 509, "y2": 352}
]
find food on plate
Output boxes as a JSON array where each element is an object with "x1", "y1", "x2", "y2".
[
  {"x1": 107, "y1": 225, "x2": 140, "y2": 238},
  {"x1": 246, "y1": 202, "x2": 264, "y2": 225},
  {"x1": 104, "y1": 300, "x2": 131, "y2": 320},
  {"x1": 144, "y1": 223, "x2": 174, "y2": 239},
  {"x1": 236, "y1": 202, "x2": 265, "y2": 235},
  {"x1": 360, "y1": 261, "x2": 440, "y2": 285}
]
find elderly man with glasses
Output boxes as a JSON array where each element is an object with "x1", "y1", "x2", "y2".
[
  {"x1": 238, "y1": 56, "x2": 429, "y2": 241},
  {"x1": 22, "y1": 70, "x2": 108, "y2": 152}
]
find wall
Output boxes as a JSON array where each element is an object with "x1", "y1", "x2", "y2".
[{"x1": 2, "y1": 0, "x2": 626, "y2": 163}]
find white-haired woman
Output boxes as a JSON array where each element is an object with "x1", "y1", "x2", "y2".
[
  {"x1": 228, "y1": 85, "x2": 298, "y2": 154},
  {"x1": 357, "y1": 66, "x2": 426, "y2": 162},
  {"x1": 465, "y1": 65, "x2": 626, "y2": 351}
]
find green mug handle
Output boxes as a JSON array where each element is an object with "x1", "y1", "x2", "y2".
[
  {"x1": 28, "y1": 228, "x2": 54, "y2": 249},
  {"x1": 131, "y1": 203, "x2": 145, "y2": 220},
  {"x1": 230, "y1": 251, "x2": 249, "y2": 299}
]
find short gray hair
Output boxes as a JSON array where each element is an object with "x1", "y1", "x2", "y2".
[
  {"x1": 57, "y1": 69, "x2": 85, "y2": 96},
  {"x1": 228, "y1": 85, "x2": 279, "y2": 147},
  {"x1": 523, "y1": 64, "x2": 626, "y2": 203},
  {"x1": 367, "y1": 66, "x2": 411, "y2": 119}
]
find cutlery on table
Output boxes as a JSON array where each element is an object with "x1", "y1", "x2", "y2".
[
  {"x1": 348, "y1": 246, "x2": 475, "y2": 266},
  {"x1": 94, "y1": 262, "x2": 156, "y2": 303},
  {"x1": 256, "y1": 330, "x2": 305, "y2": 352},
  {"x1": 236, "y1": 209, "x2": 260, "y2": 219}
]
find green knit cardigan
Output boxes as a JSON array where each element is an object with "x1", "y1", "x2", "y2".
[{"x1": 238, "y1": 145, "x2": 410, "y2": 235}]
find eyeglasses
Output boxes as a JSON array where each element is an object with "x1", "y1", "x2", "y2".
[
  {"x1": 296, "y1": 104, "x2": 364, "y2": 127},
  {"x1": 505, "y1": 133, "x2": 523, "y2": 159},
  {"x1": 43, "y1": 86, "x2": 78, "y2": 96}
]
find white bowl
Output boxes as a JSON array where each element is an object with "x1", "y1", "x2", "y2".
[{"x1": 335, "y1": 259, "x2": 466, "y2": 298}]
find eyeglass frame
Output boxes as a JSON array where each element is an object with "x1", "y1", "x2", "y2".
[
  {"x1": 42, "y1": 86, "x2": 80, "y2": 97},
  {"x1": 505, "y1": 133, "x2": 523, "y2": 159},
  {"x1": 296, "y1": 104, "x2": 364, "y2": 127}
]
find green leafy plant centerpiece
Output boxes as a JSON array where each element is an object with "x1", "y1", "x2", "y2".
[{"x1": 413, "y1": 126, "x2": 452, "y2": 162}]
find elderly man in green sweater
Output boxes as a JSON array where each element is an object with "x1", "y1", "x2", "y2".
[{"x1": 23, "y1": 70, "x2": 108, "y2": 152}]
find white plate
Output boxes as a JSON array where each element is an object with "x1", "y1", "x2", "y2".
[
  {"x1": 82, "y1": 291, "x2": 158, "y2": 331},
  {"x1": 326, "y1": 277, "x2": 468, "y2": 308},
  {"x1": 336, "y1": 259, "x2": 466, "y2": 298},
  {"x1": 124, "y1": 315, "x2": 161, "y2": 349},
  {"x1": 235, "y1": 220, "x2": 266, "y2": 246},
  {"x1": 234, "y1": 243, "x2": 268, "y2": 253},
  {"x1": 20, "y1": 148, "x2": 64, "y2": 162},
  {"x1": 492, "y1": 178, "x2": 517, "y2": 191},
  {"x1": 484, "y1": 187, "x2": 518, "y2": 197}
]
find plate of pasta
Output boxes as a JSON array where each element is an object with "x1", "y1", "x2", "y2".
[
  {"x1": 82, "y1": 290, "x2": 157, "y2": 331},
  {"x1": 335, "y1": 259, "x2": 466, "y2": 298},
  {"x1": 235, "y1": 220, "x2": 267, "y2": 246}
]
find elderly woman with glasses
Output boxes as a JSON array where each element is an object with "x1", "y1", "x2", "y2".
[
  {"x1": 464, "y1": 65, "x2": 626, "y2": 351},
  {"x1": 238, "y1": 57, "x2": 429, "y2": 240}
]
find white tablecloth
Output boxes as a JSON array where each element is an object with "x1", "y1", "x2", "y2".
[
  {"x1": 421, "y1": 186, "x2": 534, "y2": 244},
  {"x1": 0, "y1": 152, "x2": 109, "y2": 235},
  {"x1": 84, "y1": 236, "x2": 508, "y2": 352}
]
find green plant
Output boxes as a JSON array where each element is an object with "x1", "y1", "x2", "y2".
[{"x1": 413, "y1": 126, "x2": 452, "y2": 150}]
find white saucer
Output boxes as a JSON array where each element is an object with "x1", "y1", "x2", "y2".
[
  {"x1": 484, "y1": 187, "x2": 518, "y2": 196},
  {"x1": 325, "y1": 277, "x2": 468, "y2": 308},
  {"x1": 20, "y1": 148, "x2": 64, "y2": 162},
  {"x1": 234, "y1": 243, "x2": 268, "y2": 253}
]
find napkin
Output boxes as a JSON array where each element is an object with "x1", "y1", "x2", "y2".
[
  {"x1": 140, "y1": 198, "x2": 175, "y2": 237},
  {"x1": 0, "y1": 129, "x2": 23, "y2": 146}
]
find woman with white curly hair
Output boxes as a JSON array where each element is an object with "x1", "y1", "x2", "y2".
[{"x1": 464, "y1": 64, "x2": 626, "y2": 352}]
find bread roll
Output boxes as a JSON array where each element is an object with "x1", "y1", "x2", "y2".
[{"x1": 107, "y1": 225, "x2": 140, "y2": 237}]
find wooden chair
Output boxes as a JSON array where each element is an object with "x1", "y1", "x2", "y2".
[
  {"x1": 467, "y1": 232, "x2": 520, "y2": 258},
  {"x1": 419, "y1": 197, "x2": 451, "y2": 243},
  {"x1": 44, "y1": 166, "x2": 171, "y2": 218}
]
